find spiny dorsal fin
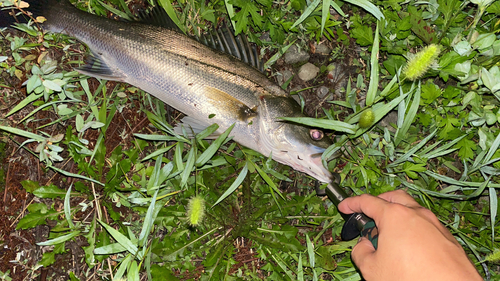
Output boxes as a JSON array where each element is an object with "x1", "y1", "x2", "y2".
[
  {"x1": 199, "y1": 22, "x2": 264, "y2": 73},
  {"x1": 136, "y1": 3, "x2": 263, "y2": 73}
]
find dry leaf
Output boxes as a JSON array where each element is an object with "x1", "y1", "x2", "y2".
[
  {"x1": 36, "y1": 16, "x2": 47, "y2": 23},
  {"x1": 18, "y1": 1, "x2": 30, "y2": 8}
]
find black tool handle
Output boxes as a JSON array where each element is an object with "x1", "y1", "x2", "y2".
[
  {"x1": 341, "y1": 213, "x2": 378, "y2": 249},
  {"x1": 321, "y1": 176, "x2": 379, "y2": 249}
]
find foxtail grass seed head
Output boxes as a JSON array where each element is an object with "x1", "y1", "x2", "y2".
[
  {"x1": 359, "y1": 109, "x2": 375, "y2": 128},
  {"x1": 403, "y1": 44, "x2": 441, "y2": 81},
  {"x1": 187, "y1": 196, "x2": 205, "y2": 226}
]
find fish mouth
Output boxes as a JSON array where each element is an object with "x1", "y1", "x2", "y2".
[{"x1": 277, "y1": 147, "x2": 334, "y2": 183}]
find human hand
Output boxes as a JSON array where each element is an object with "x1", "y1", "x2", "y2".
[{"x1": 338, "y1": 190, "x2": 482, "y2": 281}]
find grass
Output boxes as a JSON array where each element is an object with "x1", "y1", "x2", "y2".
[{"x1": 0, "y1": 0, "x2": 499, "y2": 280}]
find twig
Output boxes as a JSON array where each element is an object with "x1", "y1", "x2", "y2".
[{"x1": 10, "y1": 197, "x2": 35, "y2": 228}]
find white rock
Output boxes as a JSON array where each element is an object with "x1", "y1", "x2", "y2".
[{"x1": 298, "y1": 63, "x2": 319, "y2": 81}]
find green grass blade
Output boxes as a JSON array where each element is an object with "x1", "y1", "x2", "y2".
[
  {"x1": 267, "y1": 249, "x2": 296, "y2": 280},
  {"x1": 134, "y1": 134, "x2": 183, "y2": 142},
  {"x1": 127, "y1": 260, "x2": 139, "y2": 281},
  {"x1": 489, "y1": 187, "x2": 497, "y2": 243},
  {"x1": 195, "y1": 123, "x2": 219, "y2": 143},
  {"x1": 96, "y1": 0, "x2": 131, "y2": 20},
  {"x1": 401, "y1": 180, "x2": 469, "y2": 200},
  {"x1": 175, "y1": 142, "x2": 184, "y2": 171},
  {"x1": 212, "y1": 163, "x2": 248, "y2": 207},
  {"x1": 395, "y1": 83, "x2": 420, "y2": 146},
  {"x1": 0, "y1": 126, "x2": 46, "y2": 141},
  {"x1": 164, "y1": 227, "x2": 221, "y2": 260},
  {"x1": 6, "y1": 92, "x2": 43, "y2": 117},
  {"x1": 224, "y1": 0, "x2": 236, "y2": 30},
  {"x1": 290, "y1": 0, "x2": 321, "y2": 29},
  {"x1": 425, "y1": 171, "x2": 500, "y2": 188},
  {"x1": 264, "y1": 40, "x2": 295, "y2": 69},
  {"x1": 158, "y1": 0, "x2": 185, "y2": 33},
  {"x1": 79, "y1": 79, "x2": 100, "y2": 118},
  {"x1": 342, "y1": 0, "x2": 384, "y2": 20},
  {"x1": 64, "y1": 185, "x2": 74, "y2": 229},
  {"x1": 351, "y1": 92, "x2": 410, "y2": 138},
  {"x1": 140, "y1": 144, "x2": 175, "y2": 162},
  {"x1": 196, "y1": 124, "x2": 234, "y2": 167},
  {"x1": 98, "y1": 220, "x2": 139, "y2": 258},
  {"x1": 48, "y1": 165, "x2": 104, "y2": 186},
  {"x1": 366, "y1": 22, "x2": 380, "y2": 106},
  {"x1": 321, "y1": 0, "x2": 331, "y2": 37},
  {"x1": 36, "y1": 231, "x2": 81, "y2": 246},
  {"x1": 329, "y1": 1, "x2": 346, "y2": 17},
  {"x1": 147, "y1": 156, "x2": 164, "y2": 191},
  {"x1": 387, "y1": 129, "x2": 437, "y2": 167},
  {"x1": 180, "y1": 144, "x2": 196, "y2": 188},
  {"x1": 138, "y1": 189, "x2": 158, "y2": 247},
  {"x1": 421, "y1": 135, "x2": 466, "y2": 159},
  {"x1": 278, "y1": 117, "x2": 356, "y2": 134},
  {"x1": 306, "y1": 234, "x2": 315, "y2": 268},
  {"x1": 252, "y1": 160, "x2": 284, "y2": 200},
  {"x1": 113, "y1": 254, "x2": 133, "y2": 281},
  {"x1": 93, "y1": 243, "x2": 127, "y2": 255},
  {"x1": 117, "y1": 0, "x2": 133, "y2": 17},
  {"x1": 484, "y1": 131, "x2": 500, "y2": 164},
  {"x1": 297, "y1": 254, "x2": 304, "y2": 281}
]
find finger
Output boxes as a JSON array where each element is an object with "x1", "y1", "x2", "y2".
[
  {"x1": 377, "y1": 190, "x2": 420, "y2": 208},
  {"x1": 338, "y1": 194, "x2": 389, "y2": 221},
  {"x1": 351, "y1": 237, "x2": 376, "y2": 269}
]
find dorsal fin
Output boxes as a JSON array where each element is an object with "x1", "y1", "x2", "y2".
[
  {"x1": 199, "y1": 22, "x2": 264, "y2": 72},
  {"x1": 136, "y1": 2, "x2": 264, "y2": 73}
]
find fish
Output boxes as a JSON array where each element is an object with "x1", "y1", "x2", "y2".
[
  {"x1": 3, "y1": 0, "x2": 336, "y2": 184},
  {"x1": 2, "y1": 0, "x2": 377, "y2": 244}
]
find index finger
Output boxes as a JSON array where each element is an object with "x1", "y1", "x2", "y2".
[
  {"x1": 338, "y1": 194, "x2": 390, "y2": 222},
  {"x1": 378, "y1": 190, "x2": 420, "y2": 208}
]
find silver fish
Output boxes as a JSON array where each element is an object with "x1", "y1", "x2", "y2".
[{"x1": 8, "y1": 0, "x2": 336, "y2": 184}]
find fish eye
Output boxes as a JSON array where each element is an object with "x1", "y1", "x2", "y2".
[{"x1": 309, "y1": 129, "x2": 324, "y2": 140}]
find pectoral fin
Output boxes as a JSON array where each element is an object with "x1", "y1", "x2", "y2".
[
  {"x1": 204, "y1": 86, "x2": 257, "y2": 123},
  {"x1": 174, "y1": 116, "x2": 218, "y2": 138},
  {"x1": 76, "y1": 52, "x2": 126, "y2": 81}
]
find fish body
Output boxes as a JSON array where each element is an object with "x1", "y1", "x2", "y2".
[{"x1": 6, "y1": 0, "x2": 335, "y2": 183}]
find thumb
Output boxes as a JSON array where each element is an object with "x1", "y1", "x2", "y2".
[{"x1": 351, "y1": 237, "x2": 376, "y2": 269}]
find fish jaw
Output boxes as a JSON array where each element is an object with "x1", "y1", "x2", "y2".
[
  {"x1": 274, "y1": 144, "x2": 333, "y2": 183},
  {"x1": 257, "y1": 96, "x2": 335, "y2": 183}
]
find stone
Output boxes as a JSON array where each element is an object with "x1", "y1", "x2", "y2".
[
  {"x1": 314, "y1": 43, "x2": 331, "y2": 55},
  {"x1": 260, "y1": 32, "x2": 271, "y2": 42},
  {"x1": 317, "y1": 86, "x2": 331, "y2": 100},
  {"x1": 276, "y1": 70, "x2": 294, "y2": 88},
  {"x1": 284, "y1": 45, "x2": 310, "y2": 64},
  {"x1": 298, "y1": 63, "x2": 319, "y2": 81},
  {"x1": 379, "y1": 111, "x2": 399, "y2": 132}
]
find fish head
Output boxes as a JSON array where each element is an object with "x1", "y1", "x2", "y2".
[{"x1": 258, "y1": 95, "x2": 334, "y2": 183}]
